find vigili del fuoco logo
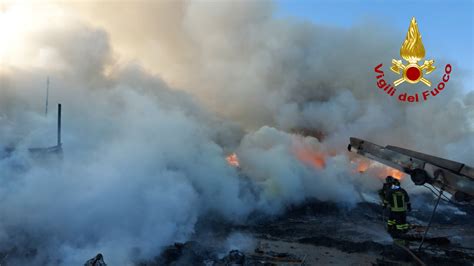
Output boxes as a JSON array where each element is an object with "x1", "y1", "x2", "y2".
[{"x1": 374, "y1": 17, "x2": 452, "y2": 103}]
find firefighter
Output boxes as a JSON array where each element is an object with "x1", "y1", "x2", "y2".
[
  {"x1": 385, "y1": 179, "x2": 411, "y2": 237},
  {"x1": 84, "y1": 253, "x2": 107, "y2": 266},
  {"x1": 379, "y1": 176, "x2": 395, "y2": 207}
]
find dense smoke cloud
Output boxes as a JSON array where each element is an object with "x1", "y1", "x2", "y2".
[
  {"x1": 67, "y1": 0, "x2": 473, "y2": 159},
  {"x1": 0, "y1": 12, "x2": 254, "y2": 265},
  {"x1": 0, "y1": 0, "x2": 472, "y2": 265}
]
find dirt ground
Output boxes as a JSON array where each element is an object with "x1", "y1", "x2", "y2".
[
  {"x1": 147, "y1": 198, "x2": 474, "y2": 265},
  {"x1": 254, "y1": 239, "x2": 380, "y2": 265}
]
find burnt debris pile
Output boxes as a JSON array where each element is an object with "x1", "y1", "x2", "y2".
[{"x1": 136, "y1": 199, "x2": 474, "y2": 265}]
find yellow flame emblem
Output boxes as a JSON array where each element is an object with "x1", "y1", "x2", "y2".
[{"x1": 391, "y1": 17, "x2": 435, "y2": 87}]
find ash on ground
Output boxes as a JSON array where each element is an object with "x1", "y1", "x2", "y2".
[{"x1": 142, "y1": 198, "x2": 474, "y2": 266}]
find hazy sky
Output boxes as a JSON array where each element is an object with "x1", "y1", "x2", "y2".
[{"x1": 276, "y1": 0, "x2": 474, "y2": 90}]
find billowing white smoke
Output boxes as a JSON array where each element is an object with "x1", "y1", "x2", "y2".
[
  {"x1": 66, "y1": 0, "x2": 473, "y2": 159},
  {"x1": 0, "y1": 1, "x2": 472, "y2": 265},
  {"x1": 237, "y1": 126, "x2": 362, "y2": 209},
  {"x1": 0, "y1": 10, "x2": 251, "y2": 264}
]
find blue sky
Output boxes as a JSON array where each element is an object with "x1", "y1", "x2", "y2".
[{"x1": 275, "y1": 0, "x2": 474, "y2": 91}]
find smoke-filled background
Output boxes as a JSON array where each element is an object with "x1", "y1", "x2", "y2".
[{"x1": 0, "y1": 0, "x2": 473, "y2": 265}]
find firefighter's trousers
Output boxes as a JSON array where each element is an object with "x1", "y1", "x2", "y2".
[{"x1": 387, "y1": 210, "x2": 409, "y2": 236}]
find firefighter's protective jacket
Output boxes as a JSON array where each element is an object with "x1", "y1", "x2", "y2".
[{"x1": 385, "y1": 187, "x2": 410, "y2": 212}]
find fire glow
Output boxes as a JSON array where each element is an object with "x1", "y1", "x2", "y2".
[
  {"x1": 294, "y1": 148, "x2": 326, "y2": 169},
  {"x1": 226, "y1": 153, "x2": 240, "y2": 167},
  {"x1": 354, "y1": 159, "x2": 405, "y2": 180},
  {"x1": 224, "y1": 138, "x2": 405, "y2": 181},
  {"x1": 291, "y1": 140, "x2": 406, "y2": 181},
  {"x1": 385, "y1": 168, "x2": 405, "y2": 180}
]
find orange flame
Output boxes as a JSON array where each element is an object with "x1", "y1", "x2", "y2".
[
  {"x1": 354, "y1": 160, "x2": 405, "y2": 180},
  {"x1": 356, "y1": 161, "x2": 370, "y2": 173},
  {"x1": 226, "y1": 153, "x2": 240, "y2": 167},
  {"x1": 226, "y1": 136, "x2": 405, "y2": 182},
  {"x1": 294, "y1": 147, "x2": 326, "y2": 169},
  {"x1": 384, "y1": 168, "x2": 405, "y2": 180}
]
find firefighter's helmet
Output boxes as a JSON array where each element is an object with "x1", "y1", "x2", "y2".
[
  {"x1": 392, "y1": 179, "x2": 401, "y2": 186},
  {"x1": 386, "y1": 176, "x2": 395, "y2": 183}
]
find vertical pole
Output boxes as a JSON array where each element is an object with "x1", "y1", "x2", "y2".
[
  {"x1": 45, "y1": 77, "x2": 49, "y2": 116},
  {"x1": 418, "y1": 187, "x2": 444, "y2": 252},
  {"x1": 57, "y1": 103, "x2": 61, "y2": 146}
]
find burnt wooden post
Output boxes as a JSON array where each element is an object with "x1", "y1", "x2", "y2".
[{"x1": 57, "y1": 103, "x2": 62, "y2": 146}]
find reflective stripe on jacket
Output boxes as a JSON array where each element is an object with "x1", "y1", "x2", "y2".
[{"x1": 385, "y1": 188, "x2": 410, "y2": 212}]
